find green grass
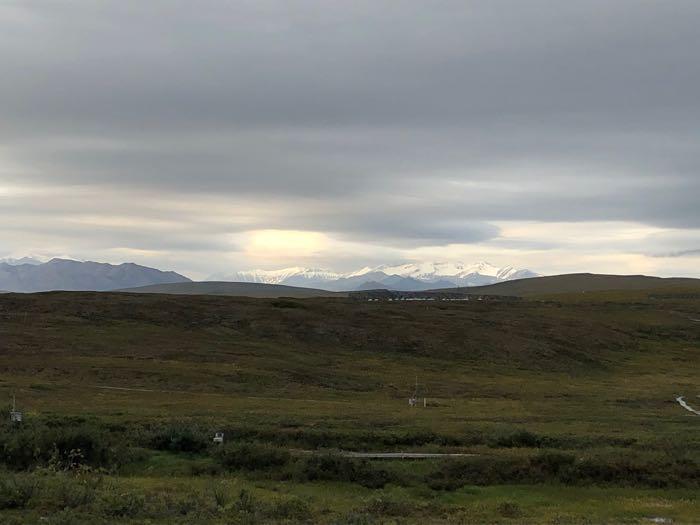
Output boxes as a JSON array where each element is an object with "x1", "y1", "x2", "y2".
[{"x1": 0, "y1": 290, "x2": 699, "y2": 523}]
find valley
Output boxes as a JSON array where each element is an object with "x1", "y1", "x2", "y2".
[{"x1": 0, "y1": 284, "x2": 698, "y2": 523}]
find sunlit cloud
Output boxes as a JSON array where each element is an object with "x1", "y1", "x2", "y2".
[{"x1": 243, "y1": 230, "x2": 329, "y2": 260}]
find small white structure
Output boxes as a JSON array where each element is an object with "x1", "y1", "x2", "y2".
[
  {"x1": 9, "y1": 395, "x2": 22, "y2": 423},
  {"x1": 408, "y1": 378, "x2": 428, "y2": 408},
  {"x1": 213, "y1": 432, "x2": 225, "y2": 444}
]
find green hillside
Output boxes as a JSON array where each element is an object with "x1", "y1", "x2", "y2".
[
  {"x1": 119, "y1": 280, "x2": 343, "y2": 298},
  {"x1": 439, "y1": 272, "x2": 700, "y2": 297},
  {"x1": 0, "y1": 290, "x2": 698, "y2": 523}
]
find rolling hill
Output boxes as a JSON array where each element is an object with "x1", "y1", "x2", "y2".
[
  {"x1": 119, "y1": 280, "x2": 343, "y2": 298},
  {"x1": 437, "y1": 273, "x2": 700, "y2": 297}
]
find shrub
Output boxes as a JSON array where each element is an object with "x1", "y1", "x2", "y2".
[
  {"x1": 234, "y1": 489, "x2": 259, "y2": 514},
  {"x1": 530, "y1": 451, "x2": 576, "y2": 479},
  {"x1": 0, "y1": 421, "x2": 114, "y2": 470},
  {"x1": 491, "y1": 429, "x2": 544, "y2": 448},
  {"x1": 498, "y1": 501, "x2": 523, "y2": 518},
  {"x1": 146, "y1": 423, "x2": 208, "y2": 453},
  {"x1": 170, "y1": 491, "x2": 212, "y2": 517},
  {"x1": 0, "y1": 474, "x2": 37, "y2": 509},
  {"x1": 43, "y1": 474, "x2": 101, "y2": 509},
  {"x1": 295, "y1": 455, "x2": 392, "y2": 489},
  {"x1": 216, "y1": 442, "x2": 290, "y2": 471},
  {"x1": 209, "y1": 481, "x2": 231, "y2": 508},
  {"x1": 362, "y1": 495, "x2": 413, "y2": 517},
  {"x1": 270, "y1": 497, "x2": 312, "y2": 521},
  {"x1": 98, "y1": 488, "x2": 145, "y2": 517},
  {"x1": 425, "y1": 452, "x2": 700, "y2": 490}
]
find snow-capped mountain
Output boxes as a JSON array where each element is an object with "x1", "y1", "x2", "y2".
[
  {"x1": 210, "y1": 267, "x2": 341, "y2": 287},
  {"x1": 210, "y1": 262, "x2": 539, "y2": 291},
  {"x1": 363, "y1": 261, "x2": 518, "y2": 285},
  {"x1": 0, "y1": 256, "x2": 45, "y2": 266}
]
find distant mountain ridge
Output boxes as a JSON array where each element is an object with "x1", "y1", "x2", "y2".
[
  {"x1": 0, "y1": 258, "x2": 191, "y2": 292},
  {"x1": 212, "y1": 261, "x2": 539, "y2": 291},
  {"x1": 433, "y1": 273, "x2": 700, "y2": 297},
  {"x1": 0, "y1": 256, "x2": 44, "y2": 266}
]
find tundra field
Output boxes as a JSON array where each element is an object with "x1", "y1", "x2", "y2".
[{"x1": 0, "y1": 287, "x2": 699, "y2": 524}]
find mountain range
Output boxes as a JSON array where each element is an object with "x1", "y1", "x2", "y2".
[
  {"x1": 210, "y1": 261, "x2": 539, "y2": 291},
  {"x1": 1, "y1": 257, "x2": 538, "y2": 293},
  {"x1": 0, "y1": 258, "x2": 190, "y2": 292}
]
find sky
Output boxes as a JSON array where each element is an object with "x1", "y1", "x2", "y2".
[{"x1": 1, "y1": 0, "x2": 699, "y2": 280}]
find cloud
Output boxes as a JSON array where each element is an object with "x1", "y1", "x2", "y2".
[
  {"x1": 0, "y1": 1, "x2": 699, "y2": 275},
  {"x1": 651, "y1": 249, "x2": 700, "y2": 258}
]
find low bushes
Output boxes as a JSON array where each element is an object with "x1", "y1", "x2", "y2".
[
  {"x1": 142, "y1": 423, "x2": 209, "y2": 454},
  {"x1": 0, "y1": 420, "x2": 115, "y2": 471},
  {"x1": 0, "y1": 475, "x2": 36, "y2": 510},
  {"x1": 215, "y1": 442, "x2": 290, "y2": 471},
  {"x1": 212, "y1": 443, "x2": 394, "y2": 489},
  {"x1": 293, "y1": 455, "x2": 393, "y2": 489},
  {"x1": 98, "y1": 488, "x2": 146, "y2": 518},
  {"x1": 426, "y1": 451, "x2": 700, "y2": 491},
  {"x1": 0, "y1": 473, "x2": 313, "y2": 522}
]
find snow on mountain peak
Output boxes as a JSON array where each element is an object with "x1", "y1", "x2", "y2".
[
  {"x1": 211, "y1": 267, "x2": 341, "y2": 285},
  {"x1": 369, "y1": 261, "x2": 505, "y2": 280},
  {"x1": 211, "y1": 261, "x2": 539, "y2": 291}
]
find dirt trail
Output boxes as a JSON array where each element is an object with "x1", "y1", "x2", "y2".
[
  {"x1": 676, "y1": 396, "x2": 700, "y2": 416},
  {"x1": 342, "y1": 452, "x2": 477, "y2": 459}
]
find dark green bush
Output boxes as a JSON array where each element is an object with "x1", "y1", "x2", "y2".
[
  {"x1": 530, "y1": 451, "x2": 576, "y2": 478},
  {"x1": 295, "y1": 455, "x2": 393, "y2": 489},
  {"x1": 233, "y1": 489, "x2": 259, "y2": 514},
  {"x1": 362, "y1": 496, "x2": 413, "y2": 517},
  {"x1": 0, "y1": 474, "x2": 36, "y2": 509},
  {"x1": 146, "y1": 423, "x2": 208, "y2": 453},
  {"x1": 0, "y1": 421, "x2": 113, "y2": 470},
  {"x1": 43, "y1": 474, "x2": 101, "y2": 509},
  {"x1": 491, "y1": 429, "x2": 545, "y2": 448},
  {"x1": 216, "y1": 442, "x2": 291, "y2": 471},
  {"x1": 97, "y1": 488, "x2": 145, "y2": 517},
  {"x1": 426, "y1": 453, "x2": 700, "y2": 490},
  {"x1": 498, "y1": 501, "x2": 523, "y2": 518},
  {"x1": 269, "y1": 496, "x2": 312, "y2": 521}
]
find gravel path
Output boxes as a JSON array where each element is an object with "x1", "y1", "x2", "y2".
[{"x1": 341, "y1": 452, "x2": 477, "y2": 459}]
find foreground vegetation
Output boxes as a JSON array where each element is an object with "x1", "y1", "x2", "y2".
[{"x1": 0, "y1": 289, "x2": 699, "y2": 523}]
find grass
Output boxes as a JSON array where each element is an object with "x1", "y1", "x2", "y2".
[{"x1": 0, "y1": 289, "x2": 698, "y2": 523}]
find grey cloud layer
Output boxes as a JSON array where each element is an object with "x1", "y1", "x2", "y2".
[{"x1": 1, "y1": 0, "x2": 699, "y2": 253}]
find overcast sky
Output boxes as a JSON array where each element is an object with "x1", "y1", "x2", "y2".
[{"x1": 1, "y1": 0, "x2": 699, "y2": 279}]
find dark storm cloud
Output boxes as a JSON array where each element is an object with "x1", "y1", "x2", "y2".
[{"x1": 1, "y1": 0, "x2": 699, "y2": 249}]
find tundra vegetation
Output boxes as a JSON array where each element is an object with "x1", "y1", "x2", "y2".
[{"x1": 0, "y1": 286, "x2": 699, "y2": 523}]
